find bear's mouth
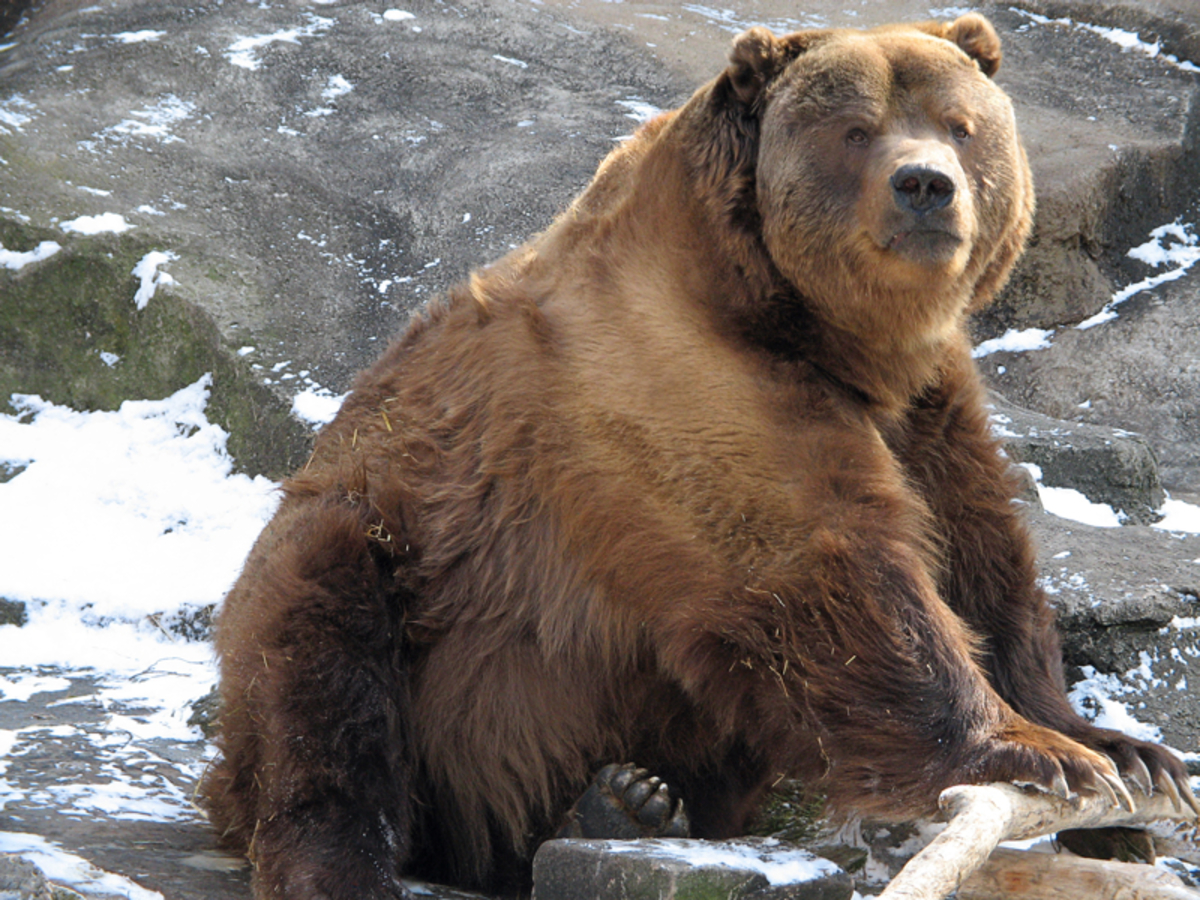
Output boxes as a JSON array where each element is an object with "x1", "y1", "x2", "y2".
[{"x1": 886, "y1": 227, "x2": 963, "y2": 264}]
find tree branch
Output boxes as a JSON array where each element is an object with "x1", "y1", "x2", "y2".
[{"x1": 876, "y1": 784, "x2": 1199, "y2": 900}]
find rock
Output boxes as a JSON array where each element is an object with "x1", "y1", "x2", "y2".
[
  {"x1": 531, "y1": 838, "x2": 853, "y2": 900},
  {"x1": 0, "y1": 854, "x2": 52, "y2": 900},
  {"x1": 986, "y1": 268, "x2": 1200, "y2": 502},
  {"x1": 0, "y1": 599, "x2": 26, "y2": 627},
  {"x1": 1028, "y1": 510, "x2": 1200, "y2": 750},
  {"x1": 991, "y1": 394, "x2": 1166, "y2": 524},
  {"x1": 971, "y1": 2, "x2": 1200, "y2": 336}
]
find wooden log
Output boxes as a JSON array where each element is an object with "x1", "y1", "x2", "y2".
[
  {"x1": 957, "y1": 847, "x2": 1197, "y2": 900},
  {"x1": 876, "y1": 783, "x2": 1198, "y2": 900}
]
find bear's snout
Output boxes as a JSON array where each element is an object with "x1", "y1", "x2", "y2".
[{"x1": 891, "y1": 164, "x2": 955, "y2": 215}]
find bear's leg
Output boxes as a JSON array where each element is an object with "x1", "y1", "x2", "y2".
[
  {"x1": 651, "y1": 433, "x2": 1130, "y2": 821},
  {"x1": 557, "y1": 763, "x2": 690, "y2": 839},
  {"x1": 887, "y1": 349, "x2": 1197, "y2": 816},
  {"x1": 208, "y1": 502, "x2": 416, "y2": 900}
]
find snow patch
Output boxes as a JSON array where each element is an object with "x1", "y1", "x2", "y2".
[
  {"x1": 292, "y1": 388, "x2": 348, "y2": 427},
  {"x1": 112, "y1": 30, "x2": 166, "y2": 44},
  {"x1": 0, "y1": 240, "x2": 61, "y2": 271},
  {"x1": 493, "y1": 54, "x2": 528, "y2": 68},
  {"x1": 616, "y1": 98, "x2": 662, "y2": 122},
  {"x1": 224, "y1": 14, "x2": 334, "y2": 70},
  {"x1": 60, "y1": 213, "x2": 133, "y2": 235},
  {"x1": 1079, "y1": 221, "x2": 1200, "y2": 329},
  {"x1": 131, "y1": 250, "x2": 179, "y2": 310},
  {"x1": 0, "y1": 832, "x2": 164, "y2": 900},
  {"x1": 382, "y1": 9, "x2": 416, "y2": 21},
  {"x1": 1013, "y1": 9, "x2": 1199, "y2": 73},
  {"x1": 322, "y1": 74, "x2": 354, "y2": 100},
  {"x1": 89, "y1": 94, "x2": 196, "y2": 148},
  {"x1": 0, "y1": 94, "x2": 37, "y2": 134},
  {"x1": 0, "y1": 375, "x2": 279, "y2": 620},
  {"x1": 1153, "y1": 498, "x2": 1200, "y2": 534},
  {"x1": 971, "y1": 327, "x2": 1053, "y2": 358},
  {"x1": 1070, "y1": 666, "x2": 1163, "y2": 742},
  {"x1": 1019, "y1": 463, "x2": 1125, "y2": 528}
]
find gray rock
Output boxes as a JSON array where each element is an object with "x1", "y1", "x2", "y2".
[
  {"x1": 991, "y1": 394, "x2": 1166, "y2": 524},
  {"x1": 0, "y1": 599, "x2": 26, "y2": 627},
  {"x1": 986, "y1": 268, "x2": 1200, "y2": 502},
  {"x1": 0, "y1": 854, "x2": 52, "y2": 900},
  {"x1": 531, "y1": 838, "x2": 852, "y2": 900},
  {"x1": 1028, "y1": 510, "x2": 1200, "y2": 750}
]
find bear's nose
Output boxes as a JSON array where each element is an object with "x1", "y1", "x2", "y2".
[{"x1": 891, "y1": 165, "x2": 955, "y2": 214}]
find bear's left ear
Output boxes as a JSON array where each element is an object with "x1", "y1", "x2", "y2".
[
  {"x1": 725, "y1": 27, "x2": 827, "y2": 107},
  {"x1": 919, "y1": 13, "x2": 1002, "y2": 78}
]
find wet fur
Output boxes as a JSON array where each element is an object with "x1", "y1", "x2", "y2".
[{"x1": 204, "y1": 15, "x2": 1189, "y2": 898}]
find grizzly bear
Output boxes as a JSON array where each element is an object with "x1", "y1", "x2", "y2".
[{"x1": 204, "y1": 13, "x2": 1197, "y2": 899}]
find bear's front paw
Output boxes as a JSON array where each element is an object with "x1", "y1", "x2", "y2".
[
  {"x1": 1067, "y1": 723, "x2": 1199, "y2": 816},
  {"x1": 969, "y1": 719, "x2": 1135, "y2": 810},
  {"x1": 558, "y1": 763, "x2": 690, "y2": 840}
]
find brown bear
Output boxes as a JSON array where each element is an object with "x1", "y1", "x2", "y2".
[{"x1": 203, "y1": 13, "x2": 1197, "y2": 899}]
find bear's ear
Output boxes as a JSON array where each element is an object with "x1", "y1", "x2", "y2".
[
  {"x1": 725, "y1": 27, "x2": 824, "y2": 106},
  {"x1": 920, "y1": 13, "x2": 1002, "y2": 78}
]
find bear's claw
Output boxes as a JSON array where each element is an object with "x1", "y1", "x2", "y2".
[{"x1": 558, "y1": 763, "x2": 690, "y2": 840}]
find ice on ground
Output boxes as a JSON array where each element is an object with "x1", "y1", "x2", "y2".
[
  {"x1": 0, "y1": 832, "x2": 164, "y2": 900},
  {"x1": 1079, "y1": 220, "x2": 1200, "y2": 329},
  {"x1": 383, "y1": 9, "x2": 416, "y2": 21},
  {"x1": 59, "y1": 212, "x2": 134, "y2": 235},
  {"x1": 132, "y1": 250, "x2": 179, "y2": 310},
  {"x1": 0, "y1": 240, "x2": 60, "y2": 271},
  {"x1": 971, "y1": 327, "x2": 1053, "y2": 358},
  {"x1": 224, "y1": 14, "x2": 335, "y2": 70},
  {"x1": 493, "y1": 54, "x2": 528, "y2": 68}
]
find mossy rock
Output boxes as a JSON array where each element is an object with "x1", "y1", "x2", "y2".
[{"x1": 0, "y1": 219, "x2": 310, "y2": 479}]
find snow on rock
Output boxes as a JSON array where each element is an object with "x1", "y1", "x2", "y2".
[
  {"x1": 0, "y1": 832, "x2": 164, "y2": 900},
  {"x1": 1079, "y1": 220, "x2": 1200, "y2": 330}
]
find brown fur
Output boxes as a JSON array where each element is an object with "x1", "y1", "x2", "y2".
[{"x1": 204, "y1": 15, "x2": 1188, "y2": 899}]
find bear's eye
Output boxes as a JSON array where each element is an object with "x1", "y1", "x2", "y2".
[
  {"x1": 845, "y1": 128, "x2": 870, "y2": 147},
  {"x1": 951, "y1": 123, "x2": 972, "y2": 142}
]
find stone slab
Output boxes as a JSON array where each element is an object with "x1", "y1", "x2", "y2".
[{"x1": 531, "y1": 838, "x2": 852, "y2": 900}]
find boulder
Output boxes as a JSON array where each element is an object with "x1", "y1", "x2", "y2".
[
  {"x1": 531, "y1": 838, "x2": 852, "y2": 900},
  {"x1": 991, "y1": 393, "x2": 1166, "y2": 524}
]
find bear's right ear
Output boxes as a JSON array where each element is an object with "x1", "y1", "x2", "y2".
[
  {"x1": 725, "y1": 27, "x2": 822, "y2": 107},
  {"x1": 920, "y1": 13, "x2": 1002, "y2": 78}
]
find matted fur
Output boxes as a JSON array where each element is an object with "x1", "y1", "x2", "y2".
[{"x1": 204, "y1": 15, "x2": 1189, "y2": 899}]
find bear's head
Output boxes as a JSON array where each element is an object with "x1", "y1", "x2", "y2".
[{"x1": 711, "y1": 14, "x2": 1033, "y2": 348}]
